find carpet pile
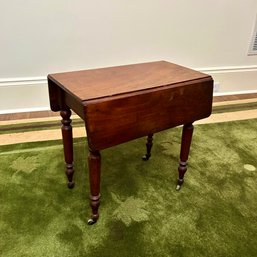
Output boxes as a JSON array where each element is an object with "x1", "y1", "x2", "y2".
[{"x1": 0, "y1": 119, "x2": 257, "y2": 257}]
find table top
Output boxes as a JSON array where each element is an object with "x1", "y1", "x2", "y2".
[{"x1": 48, "y1": 61, "x2": 210, "y2": 102}]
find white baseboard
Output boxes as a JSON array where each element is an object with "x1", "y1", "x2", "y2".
[
  {"x1": 0, "y1": 107, "x2": 50, "y2": 115},
  {"x1": 197, "y1": 65, "x2": 257, "y2": 93},
  {"x1": 0, "y1": 76, "x2": 46, "y2": 87},
  {"x1": 197, "y1": 65, "x2": 257, "y2": 73},
  {"x1": 0, "y1": 65, "x2": 257, "y2": 115},
  {"x1": 0, "y1": 78, "x2": 50, "y2": 115},
  {"x1": 214, "y1": 89, "x2": 257, "y2": 96}
]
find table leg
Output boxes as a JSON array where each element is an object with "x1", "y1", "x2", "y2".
[
  {"x1": 176, "y1": 123, "x2": 194, "y2": 191},
  {"x1": 142, "y1": 134, "x2": 153, "y2": 161},
  {"x1": 60, "y1": 109, "x2": 75, "y2": 189},
  {"x1": 87, "y1": 150, "x2": 101, "y2": 225}
]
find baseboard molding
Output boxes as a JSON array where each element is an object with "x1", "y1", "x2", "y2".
[
  {"x1": 214, "y1": 89, "x2": 257, "y2": 96},
  {"x1": 0, "y1": 78, "x2": 49, "y2": 114},
  {"x1": 197, "y1": 65, "x2": 257, "y2": 74},
  {"x1": 0, "y1": 76, "x2": 46, "y2": 87},
  {"x1": 0, "y1": 107, "x2": 50, "y2": 115},
  {"x1": 1, "y1": 64, "x2": 257, "y2": 87},
  {"x1": 0, "y1": 65, "x2": 257, "y2": 114}
]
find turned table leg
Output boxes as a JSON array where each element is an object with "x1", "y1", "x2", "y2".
[
  {"x1": 142, "y1": 133, "x2": 153, "y2": 161},
  {"x1": 60, "y1": 109, "x2": 75, "y2": 189},
  {"x1": 87, "y1": 149, "x2": 101, "y2": 225},
  {"x1": 176, "y1": 123, "x2": 194, "y2": 191}
]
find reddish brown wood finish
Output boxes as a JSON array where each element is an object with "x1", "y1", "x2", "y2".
[
  {"x1": 48, "y1": 61, "x2": 210, "y2": 102},
  {"x1": 60, "y1": 109, "x2": 74, "y2": 189},
  {"x1": 48, "y1": 61, "x2": 213, "y2": 224},
  {"x1": 177, "y1": 123, "x2": 194, "y2": 190},
  {"x1": 84, "y1": 79, "x2": 212, "y2": 151},
  {"x1": 87, "y1": 150, "x2": 101, "y2": 225}
]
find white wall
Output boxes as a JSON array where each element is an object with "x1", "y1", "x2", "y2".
[{"x1": 1, "y1": 0, "x2": 257, "y2": 113}]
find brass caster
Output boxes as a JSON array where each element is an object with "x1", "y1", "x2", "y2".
[
  {"x1": 176, "y1": 184, "x2": 181, "y2": 191},
  {"x1": 176, "y1": 179, "x2": 183, "y2": 191},
  {"x1": 87, "y1": 218, "x2": 97, "y2": 225},
  {"x1": 142, "y1": 154, "x2": 151, "y2": 161},
  {"x1": 67, "y1": 181, "x2": 75, "y2": 189}
]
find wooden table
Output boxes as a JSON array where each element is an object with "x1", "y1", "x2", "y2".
[{"x1": 48, "y1": 61, "x2": 213, "y2": 225}]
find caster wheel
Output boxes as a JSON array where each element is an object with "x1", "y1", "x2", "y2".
[
  {"x1": 176, "y1": 179, "x2": 183, "y2": 191},
  {"x1": 87, "y1": 218, "x2": 97, "y2": 225},
  {"x1": 142, "y1": 154, "x2": 151, "y2": 161},
  {"x1": 67, "y1": 181, "x2": 75, "y2": 189},
  {"x1": 176, "y1": 184, "x2": 181, "y2": 191}
]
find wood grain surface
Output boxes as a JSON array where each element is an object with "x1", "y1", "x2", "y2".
[{"x1": 48, "y1": 61, "x2": 210, "y2": 101}]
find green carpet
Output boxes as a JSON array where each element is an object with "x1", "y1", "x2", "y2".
[{"x1": 1, "y1": 119, "x2": 257, "y2": 257}]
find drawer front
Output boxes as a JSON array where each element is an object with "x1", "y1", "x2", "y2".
[{"x1": 85, "y1": 80, "x2": 213, "y2": 150}]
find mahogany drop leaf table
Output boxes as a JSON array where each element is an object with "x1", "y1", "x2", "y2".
[{"x1": 48, "y1": 61, "x2": 213, "y2": 225}]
